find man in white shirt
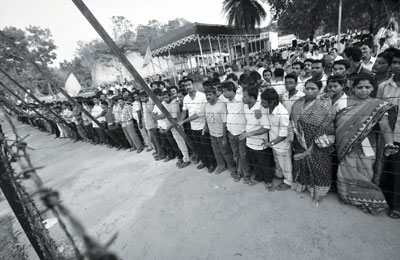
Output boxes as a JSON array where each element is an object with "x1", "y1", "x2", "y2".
[
  {"x1": 360, "y1": 40, "x2": 376, "y2": 71},
  {"x1": 239, "y1": 86, "x2": 275, "y2": 190},
  {"x1": 329, "y1": 48, "x2": 343, "y2": 61},
  {"x1": 271, "y1": 68, "x2": 287, "y2": 100},
  {"x1": 131, "y1": 92, "x2": 150, "y2": 150},
  {"x1": 222, "y1": 81, "x2": 249, "y2": 182},
  {"x1": 91, "y1": 97, "x2": 107, "y2": 144},
  {"x1": 297, "y1": 59, "x2": 313, "y2": 91},
  {"x1": 261, "y1": 88, "x2": 292, "y2": 191},
  {"x1": 311, "y1": 59, "x2": 328, "y2": 91},
  {"x1": 377, "y1": 50, "x2": 400, "y2": 217},
  {"x1": 282, "y1": 73, "x2": 305, "y2": 115},
  {"x1": 202, "y1": 87, "x2": 237, "y2": 175},
  {"x1": 325, "y1": 75, "x2": 348, "y2": 115},
  {"x1": 153, "y1": 91, "x2": 182, "y2": 163},
  {"x1": 178, "y1": 77, "x2": 216, "y2": 173}
]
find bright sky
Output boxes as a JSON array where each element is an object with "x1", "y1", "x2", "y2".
[{"x1": 0, "y1": 0, "x2": 270, "y2": 65}]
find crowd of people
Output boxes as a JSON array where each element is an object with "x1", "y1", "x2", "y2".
[{"x1": 8, "y1": 33, "x2": 400, "y2": 220}]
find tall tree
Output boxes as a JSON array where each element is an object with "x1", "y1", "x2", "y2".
[
  {"x1": 0, "y1": 26, "x2": 57, "y2": 96},
  {"x1": 266, "y1": 0, "x2": 400, "y2": 40},
  {"x1": 222, "y1": 0, "x2": 267, "y2": 63}
]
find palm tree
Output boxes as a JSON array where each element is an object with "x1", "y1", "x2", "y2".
[{"x1": 222, "y1": 0, "x2": 267, "y2": 63}]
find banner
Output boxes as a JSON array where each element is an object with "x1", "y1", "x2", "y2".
[{"x1": 142, "y1": 46, "x2": 152, "y2": 68}]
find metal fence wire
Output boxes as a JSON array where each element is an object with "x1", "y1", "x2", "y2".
[{"x1": 0, "y1": 109, "x2": 118, "y2": 260}]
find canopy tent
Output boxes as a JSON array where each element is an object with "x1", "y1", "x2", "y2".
[{"x1": 150, "y1": 23, "x2": 263, "y2": 57}]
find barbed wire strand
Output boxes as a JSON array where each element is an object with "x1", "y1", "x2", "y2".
[{"x1": 0, "y1": 107, "x2": 119, "y2": 260}]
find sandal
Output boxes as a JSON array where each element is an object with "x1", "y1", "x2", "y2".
[
  {"x1": 388, "y1": 210, "x2": 400, "y2": 219},
  {"x1": 247, "y1": 179, "x2": 258, "y2": 186},
  {"x1": 276, "y1": 182, "x2": 291, "y2": 191},
  {"x1": 265, "y1": 183, "x2": 275, "y2": 191}
]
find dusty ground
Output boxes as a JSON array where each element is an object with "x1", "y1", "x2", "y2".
[{"x1": 1, "y1": 114, "x2": 399, "y2": 260}]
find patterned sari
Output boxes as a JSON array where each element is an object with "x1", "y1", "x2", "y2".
[
  {"x1": 291, "y1": 97, "x2": 335, "y2": 198},
  {"x1": 336, "y1": 98, "x2": 396, "y2": 214}
]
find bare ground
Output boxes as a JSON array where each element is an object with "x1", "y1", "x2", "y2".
[{"x1": 1, "y1": 115, "x2": 399, "y2": 260}]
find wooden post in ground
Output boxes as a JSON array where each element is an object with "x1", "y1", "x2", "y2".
[
  {"x1": 0, "y1": 126, "x2": 61, "y2": 260},
  {"x1": 71, "y1": 0, "x2": 194, "y2": 150}
]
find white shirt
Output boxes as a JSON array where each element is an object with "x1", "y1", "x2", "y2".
[
  {"x1": 377, "y1": 75, "x2": 400, "y2": 143},
  {"x1": 182, "y1": 91, "x2": 207, "y2": 130},
  {"x1": 362, "y1": 56, "x2": 376, "y2": 71},
  {"x1": 334, "y1": 55, "x2": 343, "y2": 61},
  {"x1": 244, "y1": 102, "x2": 268, "y2": 150},
  {"x1": 226, "y1": 93, "x2": 247, "y2": 136},
  {"x1": 271, "y1": 80, "x2": 287, "y2": 96},
  {"x1": 91, "y1": 104, "x2": 104, "y2": 128},
  {"x1": 153, "y1": 101, "x2": 168, "y2": 130},
  {"x1": 131, "y1": 101, "x2": 141, "y2": 122},
  {"x1": 297, "y1": 75, "x2": 312, "y2": 92},
  {"x1": 282, "y1": 91, "x2": 305, "y2": 115},
  {"x1": 332, "y1": 93, "x2": 348, "y2": 115},
  {"x1": 262, "y1": 103, "x2": 291, "y2": 152}
]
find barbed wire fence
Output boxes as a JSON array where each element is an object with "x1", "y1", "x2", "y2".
[{"x1": 0, "y1": 108, "x2": 118, "y2": 260}]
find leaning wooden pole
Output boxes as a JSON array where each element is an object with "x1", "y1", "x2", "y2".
[
  {"x1": 0, "y1": 81, "x2": 54, "y2": 125},
  {"x1": 0, "y1": 96, "x2": 26, "y2": 115},
  {"x1": 0, "y1": 125, "x2": 61, "y2": 260},
  {"x1": 71, "y1": 0, "x2": 194, "y2": 150},
  {"x1": 0, "y1": 31, "x2": 116, "y2": 142},
  {"x1": 0, "y1": 71, "x2": 74, "y2": 130}
]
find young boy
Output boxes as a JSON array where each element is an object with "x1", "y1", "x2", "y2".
[
  {"x1": 153, "y1": 91, "x2": 181, "y2": 163},
  {"x1": 202, "y1": 87, "x2": 237, "y2": 175},
  {"x1": 132, "y1": 91, "x2": 151, "y2": 151},
  {"x1": 140, "y1": 91, "x2": 163, "y2": 160},
  {"x1": 260, "y1": 88, "x2": 292, "y2": 191},
  {"x1": 325, "y1": 75, "x2": 347, "y2": 115},
  {"x1": 282, "y1": 73, "x2": 305, "y2": 115},
  {"x1": 162, "y1": 90, "x2": 191, "y2": 168},
  {"x1": 239, "y1": 86, "x2": 275, "y2": 190}
]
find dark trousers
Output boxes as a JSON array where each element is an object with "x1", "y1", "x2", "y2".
[
  {"x1": 381, "y1": 142, "x2": 400, "y2": 211},
  {"x1": 159, "y1": 129, "x2": 181, "y2": 159},
  {"x1": 190, "y1": 130, "x2": 216, "y2": 169},
  {"x1": 228, "y1": 132, "x2": 250, "y2": 177},
  {"x1": 150, "y1": 128, "x2": 164, "y2": 157},
  {"x1": 154, "y1": 129, "x2": 166, "y2": 158},
  {"x1": 94, "y1": 126, "x2": 107, "y2": 144},
  {"x1": 247, "y1": 147, "x2": 275, "y2": 184},
  {"x1": 210, "y1": 135, "x2": 236, "y2": 173},
  {"x1": 84, "y1": 124, "x2": 95, "y2": 142},
  {"x1": 108, "y1": 124, "x2": 129, "y2": 148}
]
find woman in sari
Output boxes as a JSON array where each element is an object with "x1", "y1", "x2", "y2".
[
  {"x1": 336, "y1": 74, "x2": 398, "y2": 214},
  {"x1": 291, "y1": 80, "x2": 335, "y2": 206}
]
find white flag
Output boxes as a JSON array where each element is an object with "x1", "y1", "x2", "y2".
[
  {"x1": 142, "y1": 46, "x2": 152, "y2": 68},
  {"x1": 65, "y1": 73, "x2": 82, "y2": 97}
]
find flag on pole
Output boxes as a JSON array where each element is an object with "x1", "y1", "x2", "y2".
[
  {"x1": 48, "y1": 82, "x2": 56, "y2": 99},
  {"x1": 65, "y1": 73, "x2": 82, "y2": 97},
  {"x1": 142, "y1": 46, "x2": 152, "y2": 68}
]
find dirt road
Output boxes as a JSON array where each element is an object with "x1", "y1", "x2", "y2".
[{"x1": 1, "y1": 117, "x2": 399, "y2": 260}]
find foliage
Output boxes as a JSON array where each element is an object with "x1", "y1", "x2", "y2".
[
  {"x1": 222, "y1": 0, "x2": 267, "y2": 62},
  {"x1": 134, "y1": 18, "x2": 191, "y2": 54},
  {"x1": 58, "y1": 57, "x2": 93, "y2": 89},
  {"x1": 266, "y1": 0, "x2": 400, "y2": 39},
  {"x1": 223, "y1": 0, "x2": 267, "y2": 34},
  {"x1": 0, "y1": 26, "x2": 57, "y2": 96}
]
